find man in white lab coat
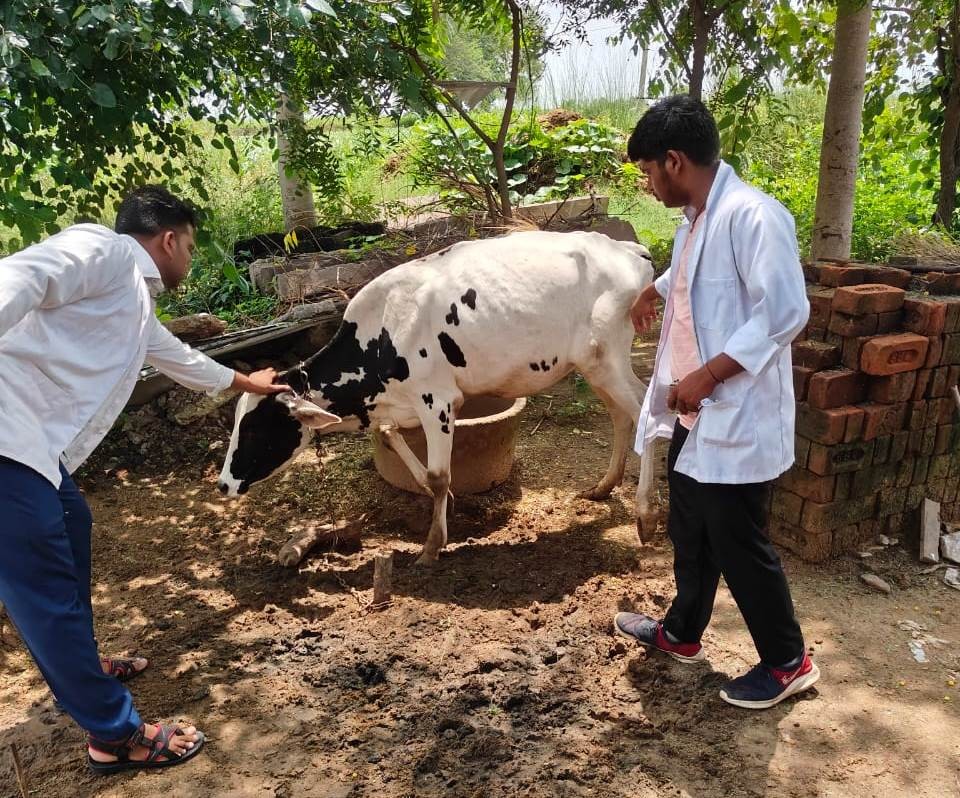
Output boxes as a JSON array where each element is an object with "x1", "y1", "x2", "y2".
[
  {"x1": 614, "y1": 97, "x2": 821, "y2": 709},
  {"x1": 0, "y1": 186, "x2": 287, "y2": 772}
]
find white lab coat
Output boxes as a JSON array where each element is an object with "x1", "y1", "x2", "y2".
[
  {"x1": 634, "y1": 161, "x2": 809, "y2": 484},
  {"x1": 0, "y1": 224, "x2": 235, "y2": 487}
]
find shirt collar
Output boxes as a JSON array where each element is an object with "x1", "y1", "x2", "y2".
[{"x1": 121, "y1": 234, "x2": 164, "y2": 296}]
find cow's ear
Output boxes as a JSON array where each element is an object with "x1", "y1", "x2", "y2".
[{"x1": 276, "y1": 393, "x2": 342, "y2": 429}]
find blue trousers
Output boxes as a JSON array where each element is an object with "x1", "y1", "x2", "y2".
[{"x1": 0, "y1": 457, "x2": 141, "y2": 741}]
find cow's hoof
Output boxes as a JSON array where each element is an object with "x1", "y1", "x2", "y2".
[
  {"x1": 414, "y1": 552, "x2": 440, "y2": 567},
  {"x1": 577, "y1": 485, "x2": 612, "y2": 501},
  {"x1": 636, "y1": 513, "x2": 658, "y2": 543}
]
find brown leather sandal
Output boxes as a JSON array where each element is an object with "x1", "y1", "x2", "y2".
[{"x1": 88, "y1": 722, "x2": 205, "y2": 775}]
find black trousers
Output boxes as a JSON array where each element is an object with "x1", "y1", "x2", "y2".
[{"x1": 662, "y1": 422, "x2": 805, "y2": 668}]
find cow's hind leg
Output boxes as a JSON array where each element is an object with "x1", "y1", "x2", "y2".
[
  {"x1": 414, "y1": 399, "x2": 457, "y2": 566},
  {"x1": 577, "y1": 352, "x2": 645, "y2": 500}
]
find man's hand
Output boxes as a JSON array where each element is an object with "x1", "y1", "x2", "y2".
[
  {"x1": 668, "y1": 367, "x2": 718, "y2": 415},
  {"x1": 232, "y1": 368, "x2": 290, "y2": 395},
  {"x1": 630, "y1": 284, "x2": 661, "y2": 333}
]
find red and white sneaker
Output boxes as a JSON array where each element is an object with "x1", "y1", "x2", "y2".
[
  {"x1": 613, "y1": 612, "x2": 706, "y2": 663},
  {"x1": 719, "y1": 652, "x2": 821, "y2": 709}
]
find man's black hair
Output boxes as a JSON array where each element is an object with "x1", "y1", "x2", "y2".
[
  {"x1": 627, "y1": 95, "x2": 720, "y2": 166},
  {"x1": 115, "y1": 185, "x2": 197, "y2": 235}
]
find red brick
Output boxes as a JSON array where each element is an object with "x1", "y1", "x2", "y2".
[
  {"x1": 860, "y1": 333, "x2": 929, "y2": 375},
  {"x1": 769, "y1": 522, "x2": 832, "y2": 562},
  {"x1": 914, "y1": 457, "x2": 930, "y2": 485},
  {"x1": 801, "y1": 495, "x2": 878, "y2": 533},
  {"x1": 859, "y1": 403, "x2": 890, "y2": 440},
  {"x1": 905, "y1": 400, "x2": 927, "y2": 430},
  {"x1": 930, "y1": 454, "x2": 952, "y2": 482},
  {"x1": 885, "y1": 402, "x2": 908, "y2": 434},
  {"x1": 832, "y1": 283, "x2": 906, "y2": 315},
  {"x1": 828, "y1": 312, "x2": 878, "y2": 337},
  {"x1": 831, "y1": 524, "x2": 862, "y2": 556},
  {"x1": 877, "y1": 311, "x2": 904, "y2": 333},
  {"x1": 864, "y1": 265, "x2": 911, "y2": 288},
  {"x1": 913, "y1": 369, "x2": 933, "y2": 400},
  {"x1": 818, "y1": 264, "x2": 866, "y2": 287},
  {"x1": 844, "y1": 407, "x2": 865, "y2": 442},
  {"x1": 949, "y1": 364, "x2": 960, "y2": 386},
  {"x1": 825, "y1": 331, "x2": 845, "y2": 349},
  {"x1": 806, "y1": 327, "x2": 826, "y2": 342},
  {"x1": 803, "y1": 262, "x2": 821, "y2": 283},
  {"x1": 903, "y1": 297, "x2": 947, "y2": 336},
  {"x1": 797, "y1": 404, "x2": 862, "y2": 445},
  {"x1": 841, "y1": 336, "x2": 871, "y2": 370},
  {"x1": 925, "y1": 272, "x2": 960, "y2": 295},
  {"x1": 931, "y1": 396, "x2": 955, "y2": 425},
  {"x1": 873, "y1": 434, "x2": 893, "y2": 464},
  {"x1": 944, "y1": 298, "x2": 960, "y2": 332},
  {"x1": 867, "y1": 371, "x2": 917, "y2": 403},
  {"x1": 942, "y1": 333, "x2": 960, "y2": 365},
  {"x1": 771, "y1": 488, "x2": 805, "y2": 526},
  {"x1": 808, "y1": 439, "x2": 875, "y2": 476},
  {"x1": 936, "y1": 424, "x2": 953, "y2": 454},
  {"x1": 891, "y1": 430, "x2": 910, "y2": 462},
  {"x1": 793, "y1": 365, "x2": 814, "y2": 401},
  {"x1": 923, "y1": 425, "x2": 938, "y2": 455},
  {"x1": 878, "y1": 486, "x2": 907, "y2": 516},
  {"x1": 925, "y1": 336, "x2": 944, "y2": 369},
  {"x1": 835, "y1": 472, "x2": 853, "y2": 500},
  {"x1": 807, "y1": 369, "x2": 867, "y2": 409},
  {"x1": 778, "y1": 466, "x2": 836, "y2": 502},
  {"x1": 792, "y1": 340, "x2": 840, "y2": 371},
  {"x1": 795, "y1": 435, "x2": 811, "y2": 468},
  {"x1": 928, "y1": 367, "x2": 950, "y2": 398},
  {"x1": 907, "y1": 484, "x2": 927, "y2": 509},
  {"x1": 806, "y1": 287, "x2": 835, "y2": 329}
]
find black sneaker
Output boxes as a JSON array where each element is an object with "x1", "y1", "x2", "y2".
[{"x1": 719, "y1": 653, "x2": 821, "y2": 709}]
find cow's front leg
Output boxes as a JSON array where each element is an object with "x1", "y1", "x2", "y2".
[
  {"x1": 415, "y1": 408, "x2": 456, "y2": 566},
  {"x1": 379, "y1": 425, "x2": 431, "y2": 496}
]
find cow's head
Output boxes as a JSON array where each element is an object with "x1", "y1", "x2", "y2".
[{"x1": 217, "y1": 390, "x2": 342, "y2": 497}]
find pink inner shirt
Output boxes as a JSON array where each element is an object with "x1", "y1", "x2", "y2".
[{"x1": 669, "y1": 212, "x2": 705, "y2": 430}]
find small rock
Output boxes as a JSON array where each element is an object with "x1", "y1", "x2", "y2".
[
  {"x1": 941, "y1": 531, "x2": 960, "y2": 564},
  {"x1": 860, "y1": 573, "x2": 892, "y2": 594}
]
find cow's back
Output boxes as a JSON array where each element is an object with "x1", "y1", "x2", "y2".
[{"x1": 343, "y1": 231, "x2": 652, "y2": 398}]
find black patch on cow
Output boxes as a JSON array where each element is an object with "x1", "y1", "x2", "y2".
[
  {"x1": 461, "y1": 288, "x2": 477, "y2": 310},
  {"x1": 422, "y1": 393, "x2": 434, "y2": 409},
  {"x1": 419, "y1": 348, "x2": 428, "y2": 358},
  {"x1": 447, "y1": 402, "x2": 450, "y2": 413},
  {"x1": 437, "y1": 332, "x2": 466, "y2": 368},
  {"x1": 229, "y1": 396, "x2": 303, "y2": 491},
  {"x1": 552, "y1": 356, "x2": 558, "y2": 366},
  {"x1": 439, "y1": 410, "x2": 448, "y2": 424},
  {"x1": 441, "y1": 424, "x2": 450, "y2": 434},
  {"x1": 540, "y1": 360, "x2": 550, "y2": 372},
  {"x1": 529, "y1": 362, "x2": 540, "y2": 371},
  {"x1": 300, "y1": 321, "x2": 410, "y2": 429},
  {"x1": 445, "y1": 303, "x2": 460, "y2": 326}
]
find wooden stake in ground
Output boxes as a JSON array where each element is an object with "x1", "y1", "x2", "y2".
[
  {"x1": 277, "y1": 517, "x2": 366, "y2": 567},
  {"x1": 10, "y1": 743, "x2": 28, "y2": 798},
  {"x1": 372, "y1": 551, "x2": 394, "y2": 607}
]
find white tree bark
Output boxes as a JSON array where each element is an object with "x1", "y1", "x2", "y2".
[
  {"x1": 811, "y1": 0, "x2": 872, "y2": 261},
  {"x1": 277, "y1": 94, "x2": 318, "y2": 231}
]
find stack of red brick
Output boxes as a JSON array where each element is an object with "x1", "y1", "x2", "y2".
[{"x1": 771, "y1": 262, "x2": 960, "y2": 561}]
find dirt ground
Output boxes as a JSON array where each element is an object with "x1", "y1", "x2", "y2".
[{"x1": 2, "y1": 340, "x2": 959, "y2": 798}]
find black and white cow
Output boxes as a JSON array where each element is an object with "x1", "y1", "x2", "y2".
[{"x1": 218, "y1": 230, "x2": 655, "y2": 564}]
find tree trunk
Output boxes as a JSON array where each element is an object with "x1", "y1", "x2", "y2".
[
  {"x1": 639, "y1": 45, "x2": 649, "y2": 98},
  {"x1": 688, "y1": 1, "x2": 708, "y2": 100},
  {"x1": 810, "y1": 0, "x2": 872, "y2": 261},
  {"x1": 935, "y1": 4, "x2": 960, "y2": 229},
  {"x1": 276, "y1": 94, "x2": 318, "y2": 231},
  {"x1": 493, "y1": 0, "x2": 524, "y2": 221}
]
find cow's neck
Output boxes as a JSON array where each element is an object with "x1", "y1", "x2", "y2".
[{"x1": 299, "y1": 320, "x2": 410, "y2": 429}]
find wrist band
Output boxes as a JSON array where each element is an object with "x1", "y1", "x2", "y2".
[{"x1": 705, "y1": 362, "x2": 723, "y2": 383}]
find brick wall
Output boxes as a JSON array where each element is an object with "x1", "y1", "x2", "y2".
[{"x1": 771, "y1": 261, "x2": 960, "y2": 561}]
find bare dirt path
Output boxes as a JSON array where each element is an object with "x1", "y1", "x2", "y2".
[{"x1": 2, "y1": 342, "x2": 959, "y2": 798}]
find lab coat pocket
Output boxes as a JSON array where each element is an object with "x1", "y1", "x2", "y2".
[
  {"x1": 697, "y1": 400, "x2": 755, "y2": 448},
  {"x1": 695, "y1": 277, "x2": 736, "y2": 330}
]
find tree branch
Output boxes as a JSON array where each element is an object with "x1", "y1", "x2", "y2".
[{"x1": 648, "y1": 0, "x2": 694, "y2": 83}]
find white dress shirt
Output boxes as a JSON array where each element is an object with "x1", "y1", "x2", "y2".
[
  {"x1": 634, "y1": 161, "x2": 810, "y2": 484},
  {"x1": 0, "y1": 224, "x2": 235, "y2": 487}
]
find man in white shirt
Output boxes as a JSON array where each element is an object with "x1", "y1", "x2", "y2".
[
  {"x1": 0, "y1": 186, "x2": 287, "y2": 772},
  {"x1": 613, "y1": 97, "x2": 821, "y2": 709}
]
